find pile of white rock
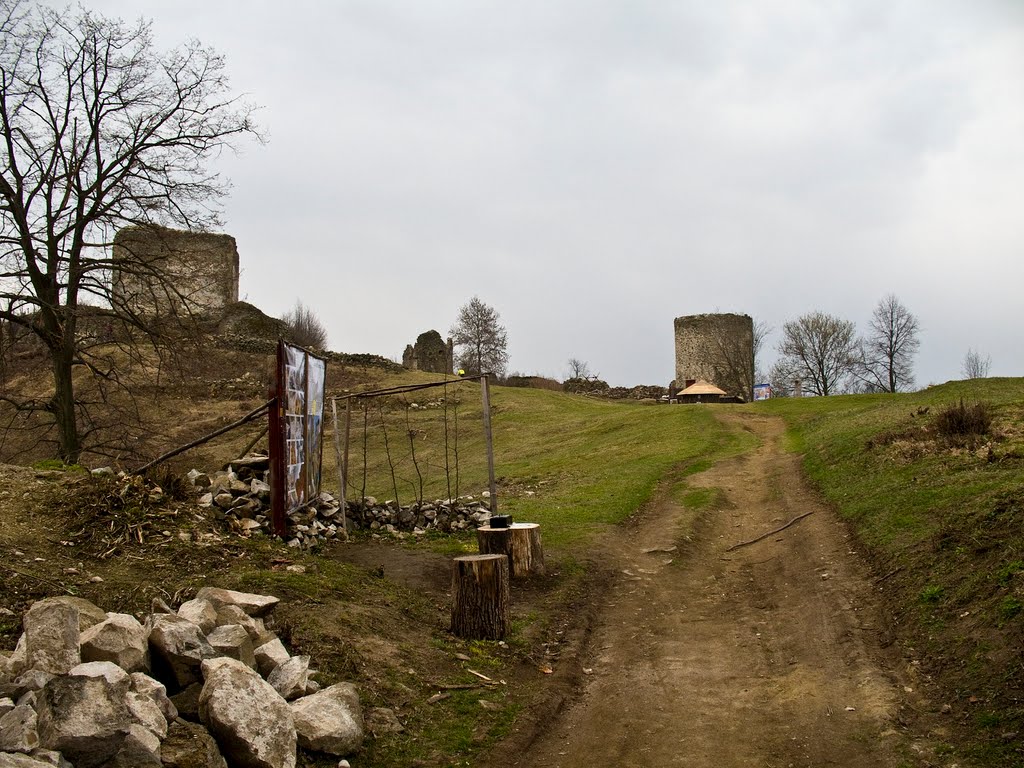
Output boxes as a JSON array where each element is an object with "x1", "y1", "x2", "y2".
[
  {"x1": 186, "y1": 456, "x2": 495, "y2": 547},
  {"x1": 0, "y1": 588, "x2": 364, "y2": 767}
]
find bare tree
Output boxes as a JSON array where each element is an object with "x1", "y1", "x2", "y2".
[
  {"x1": 705, "y1": 316, "x2": 768, "y2": 401},
  {"x1": 566, "y1": 357, "x2": 595, "y2": 380},
  {"x1": 767, "y1": 358, "x2": 798, "y2": 397},
  {"x1": 450, "y1": 296, "x2": 508, "y2": 377},
  {"x1": 753, "y1": 319, "x2": 771, "y2": 369},
  {"x1": 857, "y1": 294, "x2": 920, "y2": 393},
  {"x1": 0, "y1": 1, "x2": 259, "y2": 462},
  {"x1": 962, "y1": 348, "x2": 991, "y2": 380},
  {"x1": 776, "y1": 311, "x2": 857, "y2": 396},
  {"x1": 282, "y1": 300, "x2": 328, "y2": 350}
]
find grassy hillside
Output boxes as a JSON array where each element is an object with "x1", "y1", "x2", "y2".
[
  {"x1": 765, "y1": 378, "x2": 1024, "y2": 766},
  {"x1": 4, "y1": 335, "x2": 1022, "y2": 765},
  {"x1": 320, "y1": 374, "x2": 755, "y2": 552}
]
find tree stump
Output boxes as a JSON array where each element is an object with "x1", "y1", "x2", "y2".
[
  {"x1": 476, "y1": 523, "x2": 545, "y2": 578},
  {"x1": 450, "y1": 554, "x2": 510, "y2": 641}
]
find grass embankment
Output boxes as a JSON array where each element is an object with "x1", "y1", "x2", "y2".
[{"x1": 765, "y1": 378, "x2": 1024, "y2": 767}]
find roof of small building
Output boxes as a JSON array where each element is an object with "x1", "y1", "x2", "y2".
[{"x1": 679, "y1": 379, "x2": 727, "y2": 396}]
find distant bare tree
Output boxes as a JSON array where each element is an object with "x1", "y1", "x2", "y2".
[
  {"x1": 705, "y1": 317, "x2": 768, "y2": 401},
  {"x1": 962, "y1": 348, "x2": 991, "y2": 380},
  {"x1": 450, "y1": 296, "x2": 508, "y2": 378},
  {"x1": 566, "y1": 357, "x2": 595, "y2": 380},
  {"x1": 857, "y1": 294, "x2": 920, "y2": 393},
  {"x1": 752, "y1": 319, "x2": 772, "y2": 385},
  {"x1": 282, "y1": 300, "x2": 328, "y2": 350},
  {"x1": 767, "y1": 358, "x2": 798, "y2": 397},
  {"x1": 776, "y1": 312, "x2": 857, "y2": 396}
]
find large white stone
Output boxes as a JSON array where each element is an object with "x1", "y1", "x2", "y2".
[
  {"x1": 177, "y1": 598, "x2": 218, "y2": 634},
  {"x1": 253, "y1": 637, "x2": 290, "y2": 678},
  {"x1": 214, "y1": 605, "x2": 269, "y2": 644},
  {"x1": 129, "y1": 672, "x2": 177, "y2": 722},
  {"x1": 206, "y1": 625, "x2": 256, "y2": 669},
  {"x1": 148, "y1": 614, "x2": 217, "y2": 689},
  {"x1": 36, "y1": 674, "x2": 131, "y2": 768},
  {"x1": 80, "y1": 613, "x2": 149, "y2": 673},
  {"x1": 266, "y1": 656, "x2": 310, "y2": 701},
  {"x1": 126, "y1": 690, "x2": 168, "y2": 740},
  {"x1": 33, "y1": 598, "x2": 105, "y2": 632},
  {"x1": 194, "y1": 588, "x2": 279, "y2": 618},
  {"x1": 23, "y1": 602, "x2": 79, "y2": 675},
  {"x1": 68, "y1": 661, "x2": 130, "y2": 689},
  {"x1": 289, "y1": 682, "x2": 364, "y2": 757},
  {"x1": 198, "y1": 657, "x2": 296, "y2": 768}
]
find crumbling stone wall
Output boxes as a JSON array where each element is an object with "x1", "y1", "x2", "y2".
[
  {"x1": 112, "y1": 224, "x2": 239, "y2": 317},
  {"x1": 674, "y1": 313, "x2": 754, "y2": 401},
  {"x1": 402, "y1": 330, "x2": 453, "y2": 374}
]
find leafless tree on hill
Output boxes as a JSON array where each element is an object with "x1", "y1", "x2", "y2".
[
  {"x1": 962, "y1": 348, "x2": 991, "y2": 380},
  {"x1": 566, "y1": 357, "x2": 597, "y2": 381},
  {"x1": 0, "y1": 0, "x2": 260, "y2": 463},
  {"x1": 856, "y1": 294, "x2": 920, "y2": 393},
  {"x1": 775, "y1": 311, "x2": 858, "y2": 396},
  {"x1": 450, "y1": 297, "x2": 509, "y2": 378},
  {"x1": 705, "y1": 318, "x2": 768, "y2": 401}
]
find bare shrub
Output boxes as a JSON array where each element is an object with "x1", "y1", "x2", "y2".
[
  {"x1": 282, "y1": 300, "x2": 328, "y2": 350},
  {"x1": 935, "y1": 399, "x2": 992, "y2": 440}
]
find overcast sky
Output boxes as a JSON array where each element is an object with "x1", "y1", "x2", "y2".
[{"x1": 89, "y1": 0, "x2": 1023, "y2": 387}]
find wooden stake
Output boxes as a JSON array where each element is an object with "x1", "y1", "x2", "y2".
[
  {"x1": 331, "y1": 398, "x2": 348, "y2": 537},
  {"x1": 342, "y1": 397, "x2": 352, "y2": 532},
  {"x1": 480, "y1": 376, "x2": 498, "y2": 514}
]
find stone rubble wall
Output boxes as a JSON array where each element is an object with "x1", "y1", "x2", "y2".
[
  {"x1": 187, "y1": 456, "x2": 495, "y2": 549},
  {"x1": 563, "y1": 378, "x2": 668, "y2": 401}
]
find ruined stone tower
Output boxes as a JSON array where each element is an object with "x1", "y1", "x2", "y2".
[
  {"x1": 402, "y1": 330, "x2": 454, "y2": 374},
  {"x1": 112, "y1": 225, "x2": 239, "y2": 317},
  {"x1": 673, "y1": 313, "x2": 754, "y2": 401}
]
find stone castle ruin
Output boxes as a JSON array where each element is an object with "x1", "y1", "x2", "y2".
[
  {"x1": 112, "y1": 224, "x2": 239, "y2": 318},
  {"x1": 674, "y1": 313, "x2": 754, "y2": 402},
  {"x1": 402, "y1": 330, "x2": 454, "y2": 374}
]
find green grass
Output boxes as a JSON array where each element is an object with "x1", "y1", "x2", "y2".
[
  {"x1": 335, "y1": 382, "x2": 755, "y2": 552},
  {"x1": 766, "y1": 377, "x2": 1024, "y2": 767}
]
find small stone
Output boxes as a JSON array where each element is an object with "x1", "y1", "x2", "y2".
[{"x1": 0, "y1": 702, "x2": 39, "y2": 753}]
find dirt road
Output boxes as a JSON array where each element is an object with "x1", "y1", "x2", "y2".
[{"x1": 513, "y1": 411, "x2": 934, "y2": 768}]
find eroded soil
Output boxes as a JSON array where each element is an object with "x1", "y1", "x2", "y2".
[{"x1": 504, "y1": 410, "x2": 953, "y2": 768}]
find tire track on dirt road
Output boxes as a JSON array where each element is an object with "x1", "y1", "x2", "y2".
[{"x1": 512, "y1": 410, "x2": 939, "y2": 768}]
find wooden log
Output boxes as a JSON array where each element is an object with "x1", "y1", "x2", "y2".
[
  {"x1": 450, "y1": 554, "x2": 510, "y2": 640},
  {"x1": 476, "y1": 523, "x2": 545, "y2": 577}
]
